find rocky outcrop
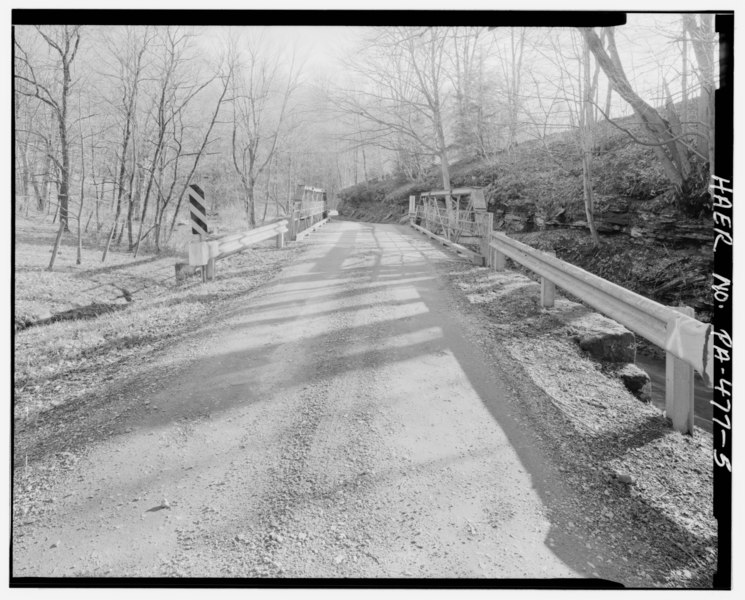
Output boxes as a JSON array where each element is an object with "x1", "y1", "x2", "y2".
[
  {"x1": 613, "y1": 363, "x2": 653, "y2": 403},
  {"x1": 499, "y1": 192, "x2": 712, "y2": 249},
  {"x1": 557, "y1": 311, "x2": 653, "y2": 400},
  {"x1": 561, "y1": 312, "x2": 636, "y2": 363}
]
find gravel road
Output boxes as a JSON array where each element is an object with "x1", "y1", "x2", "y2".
[{"x1": 14, "y1": 221, "x2": 629, "y2": 580}]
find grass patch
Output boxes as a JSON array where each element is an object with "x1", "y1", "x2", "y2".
[{"x1": 14, "y1": 216, "x2": 303, "y2": 422}]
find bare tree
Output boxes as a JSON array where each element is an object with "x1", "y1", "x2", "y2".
[
  {"x1": 101, "y1": 26, "x2": 152, "y2": 262},
  {"x1": 494, "y1": 27, "x2": 527, "y2": 154},
  {"x1": 16, "y1": 26, "x2": 82, "y2": 270},
  {"x1": 335, "y1": 27, "x2": 453, "y2": 190},
  {"x1": 682, "y1": 14, "x2": 716, "y2": 174},
  {"x1": 581, "y1": 27, "x2": 704, "y2": 203},
  {"x1": 448, "y1": 27, "x2": 481, "y2": 156},
  {"x1": 133, "y1": 26, "x2": 214, "y2": 257},
  {"x1": 579, "y1": 34, "x2": 600, "y2": 245},
  {"x1": 229, "y1": 32, "x2": 299, "y2": 228},
  {"x1": 525, "y1": 29, "x2": 601, "y2": 245},
  {"x1": 165, "y1": 62, "x2": 232, "y2": 242}
]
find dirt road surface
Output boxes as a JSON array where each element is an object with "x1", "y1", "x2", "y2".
[{"x1": 14, "y1": 221, "x2": 627, "y2": 581}]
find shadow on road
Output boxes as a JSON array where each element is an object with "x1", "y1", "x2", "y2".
[{"x1": 18, "y1": 221, "x2": 711, "y2": 585}]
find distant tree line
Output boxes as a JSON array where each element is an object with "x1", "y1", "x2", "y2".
[{"x1": 14, "y1": 19, "x2": 718, "y2": 265}]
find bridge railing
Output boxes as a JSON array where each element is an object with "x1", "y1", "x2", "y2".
[
  {"x1": 408, "y1": 190, "x2": 493, "y2": 264},
  {"x1": 488, "y1": 231, "x2": 713, "y2": 435},
  {"x1": 290, "y1": 185, "x2": 328, "y2": 240},
  {"x1": 177, "y1": 219, "x2": 289, "y2": 283},
  {"x1": 215, "y1": 219, "x2": 289, "y2": 260},
  {"x1": 178, "y1": 184, "x2": 337, "y2": 283}
]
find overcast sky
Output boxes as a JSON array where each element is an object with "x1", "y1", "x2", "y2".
[{"x1": 193, "y1": 14, "x2": 708, "y2": 111}]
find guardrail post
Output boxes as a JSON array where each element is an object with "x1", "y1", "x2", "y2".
[
  {"x1": 493, "y1": 248, "x2": 506, "y2": 271},
  {"x1": 289, "y1": 208, "x2": 297, "y2": 241},
  {"x1": 479, "y1": 213, "x2": 493, "y2": 267},
  {"x1": 541, "y1": 251, "x2": 556, "y2": 308},
  {"x1": 206, "y1": 241, "x2": 219, "y2": 281},
  {"x1": 666, "y1": 305, "x2": 695, "y2": 435},
  {"x1": 276, "y1": 227, "x2": 285, "y2": 248},
  {"x1": 189, "y1": 235, "x2": 210, "y2": 283}
]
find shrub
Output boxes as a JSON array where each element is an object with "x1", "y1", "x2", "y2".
[{"x1": 594, "y1": 143, "x2": 668, "y2": 199}]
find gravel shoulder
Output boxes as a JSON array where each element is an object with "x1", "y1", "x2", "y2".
[
  {"x1": 437, "y1": 256, "x2": 715, "y2": 587},
  {"x1": 12, "y1": 221, "x2": 715, "y2": 586}
]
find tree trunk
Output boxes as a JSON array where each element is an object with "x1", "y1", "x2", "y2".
[
  {"x1": 245, "y1": 184, "x2": 256, "y2": 229},
  {"x1": 153, "y1": 176, "x2": 166, "y2": 253},
  {"x1": 684, "y1": 15, "x2": 716, "y2": 173},
  {"x1": 134, "y1": 145, "x2": 162, "y2": 258},
  {"x1": 154, "y1": 214, "x2": 162, "y2": 253},
  {"x1": 76, "y1": 203, "x2": 84, "y2": 264},
  {"x1": 435, "y1": 113, "x2": 451, "y2": 191},
  {"x1": 58, "y1": 118, "x2": 70, "y2": 233},
  {"x1": 102, "y1": 166, "x2": 126, "y2": 262},
  {"x1": 101, "y1": 214, "x2": 119, "y2": 263},
  {"x1": 286, "y1": 153, "x2": 293, "y2": 214},
  {"x1": 18, "y1": 141, "x2": 30, "y2": 204},
  {"x1": 581, "y1": 35, "x2": 600, "y2": 246},
  {"x1": 43, "y1": 150, "x2": 53, "y2": 215},
  {"x1": 507, "y1": 29, "x2": 525, "y2": 153},
  {"x1": 47, "y1": 220, "x2": 64, "y2": 271},
  {"x1": 102, "y1": 178, "x2": 124, "y2": 263},
  {"x1": 582, "y1": 28, "x2": 691, "y2": 196},
  {"x1": 31, "y1": 163, "x2": 45, "y2": 212},
  {"x1": 116, "y1": 207, "x2": 127, "y2": 245},
  {"x1": 581, "y1": 153, "x2": 600, "y2": 246},
  {"x1": 77, "y1": 132, "x2": 85, "y2": 265},
  {"x1": 261, "y1": 162, "x2": 271, "y2": 224},
  {"x1": 94, "y1": 187, "x2": 100, "y2": 238},
  {"x1": 58, "y1": 57, "x2": 71, "y2": 233},
  {"x1": 127, "y1": 167, "x2": 138, "y2": 250}
]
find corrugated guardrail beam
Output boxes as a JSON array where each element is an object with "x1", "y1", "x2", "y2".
[
  {"x1": 488, "y1": 230, "x2": 713, "y2": 435},
  {"x1": 410, "y1": 222, "x2": 483, "y2": 263},
  {"x1": 491, "y1": 232, "x2": 669, "y2": 347},
  {"x1": 216, "y1": 220, "x2": 288, "y2": 261}
]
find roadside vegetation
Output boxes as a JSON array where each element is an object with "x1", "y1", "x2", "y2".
[{"x1": 338, "y1": 117, "x2": 713, "y2": 320}]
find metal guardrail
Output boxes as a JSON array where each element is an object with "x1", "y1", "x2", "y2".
[
  {"x1": 408, "y1": 195, "x2": 493, "y2": 264},
  {"x1": 215, "y1": 219, "x2": 288, "y2": 261},
  {"x1": 294, "y1": 209, "x2": 337, "y2": 241},
  {"x1": 409, "y1": 188, "x2": 488, "y2": 245},
  {"x1": 296, "y1": 216, "x2": 331, "y2": 240},
  {"x1": 488, "y1": 231, "x2": 713, "y2": 434},
  {"x1": 291, "y1": 206, "x2": 326, "y2": 239},
  {"x1": 177, "y1": 220, "x2": 288, "y2": 283},
  {"x1": 409, "y1": 222, "x2": 483, "y2": 263},
  {"x1": 290, "y1": 184, "x2": 327, "y2": 240},
  {"x1": 179, "y1": 208, "x2": 336, "y2": 284}
]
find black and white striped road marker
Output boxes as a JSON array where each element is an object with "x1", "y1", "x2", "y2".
[{"x1": 188, "y1": 184, "x2": 208, "y2": 236}]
